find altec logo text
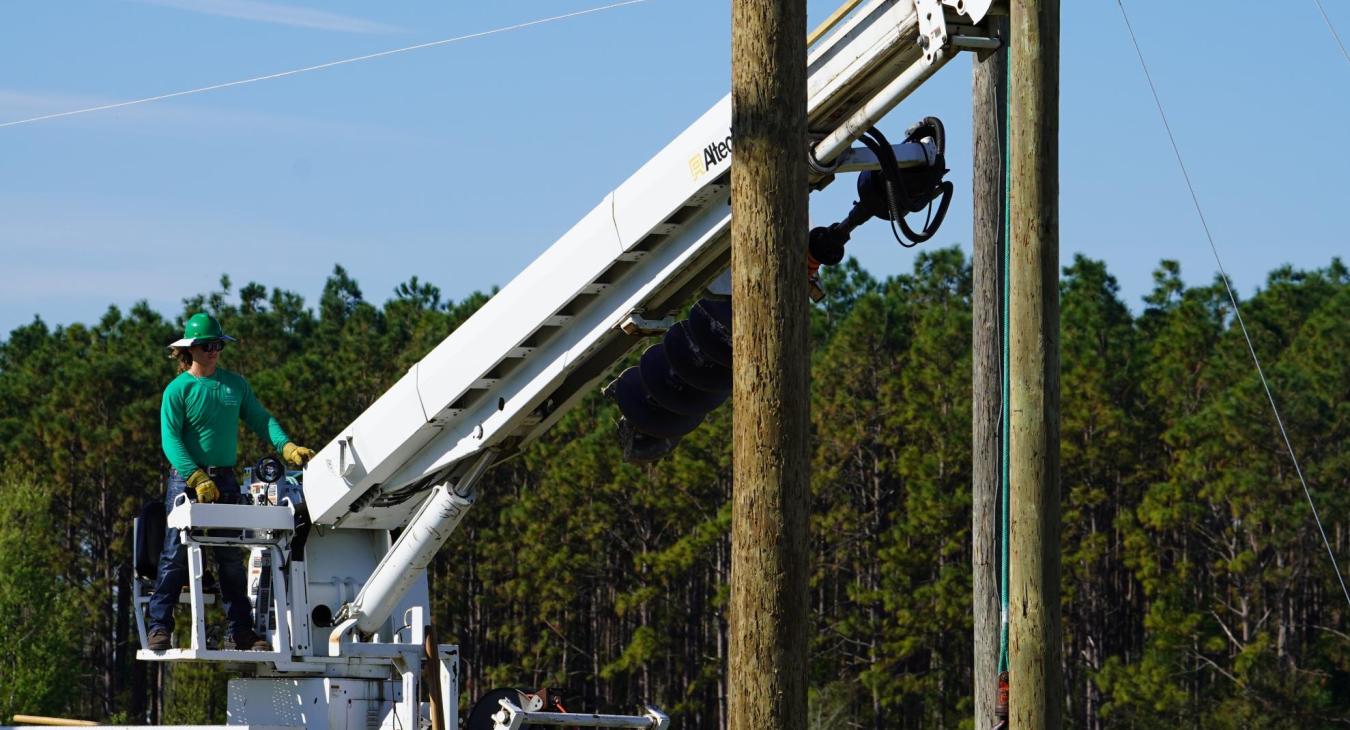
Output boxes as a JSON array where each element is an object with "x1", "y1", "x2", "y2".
[{"x1": 688, "y1": 133, "x2": 733, "y2": 180}]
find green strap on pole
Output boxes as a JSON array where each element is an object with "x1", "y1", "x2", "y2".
[{"x1": 997, "y1": 40, "x2": 1012, "y2": 676}]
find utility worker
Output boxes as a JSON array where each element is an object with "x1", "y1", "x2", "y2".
[{"x1": 146, "y1": 312, "x2": 315, "y2": 652}]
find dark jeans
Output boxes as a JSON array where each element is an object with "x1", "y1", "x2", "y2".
[{"x1": 146, "y1": 469, "x2": 255, "y2": 638}]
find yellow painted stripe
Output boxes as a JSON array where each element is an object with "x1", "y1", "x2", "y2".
[
  {"x1": 11, "y1": 715, "x2": 99, "y2": 727},
  {"x1": 808, "y1": 0, "x2": 865, "y2": 47}
]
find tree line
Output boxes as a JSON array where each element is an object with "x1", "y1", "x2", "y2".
[{"x1": 0, "y1": 250, "x2": 1345, "y2": 728}]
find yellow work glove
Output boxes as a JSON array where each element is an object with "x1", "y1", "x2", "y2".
[
  {"x1": 282, "y1": 442, "x2": 316, "y2": 467},
  {"x1": 186, "y1": 469, "x2": 220, "y2": 503}
]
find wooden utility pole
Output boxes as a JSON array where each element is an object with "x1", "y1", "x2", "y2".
[
  {"x1": 728, "y1": 0, "x2": 809, "y2": 729},
  {"x1": 972, "y1": 13, "x2": 1009, "y2": 730},
  {"x1": 1008, "y1": 0, "x2": 1062, "y2": 728}
]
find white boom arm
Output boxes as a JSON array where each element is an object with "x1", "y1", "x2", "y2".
[
  {"x1": 304, "y1": 0, "x2": 998, "y2": 657},
  {"x1": 303, "y1": 0, "x2": 995, "y2": 534}
]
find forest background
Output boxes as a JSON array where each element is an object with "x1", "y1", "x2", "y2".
[{"x1": 0, "y1": 249, "x2": 1346, "y2": 728}]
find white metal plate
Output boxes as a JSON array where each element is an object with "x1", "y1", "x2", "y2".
[{"x1": 166, "y1": 502, "x2": 294, "y2": 531}]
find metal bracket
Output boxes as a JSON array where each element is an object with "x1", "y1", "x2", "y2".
[
  {"x1": 619, "y1": 311, "x2": 676, "y2": 336},
  {"x1": 492, "y1": 699, "x2": 670, "y2": 730},
  {"x1": 943, "y1": 0, "x2": 994, "y2": 24},
  {"x1": 951, "y1": 34, "x2": 1000, "y2": 51},
  {"x1": 914, "y1": 0, "x2": 949, "y2": 62},
  {"x1": 335, "y1": 436, "x2": 355, "y2": 478},
  {"x1": 328, "y1": 616, "x2": 361, "y2": 657}
]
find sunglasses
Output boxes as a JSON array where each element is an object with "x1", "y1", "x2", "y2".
[{"x1": 195, "y1": 340, "x2": 227, "y2": 353}]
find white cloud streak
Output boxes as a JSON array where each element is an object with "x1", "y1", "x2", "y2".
[
  {"x1": 130, "y1": 0, "x2": 403, "y2": 34},
  {"x1": 0, "y1": 87, "x2": 426, "y2": 141}
]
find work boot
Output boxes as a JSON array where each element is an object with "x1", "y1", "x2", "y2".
[
  {"x1": 230, "y1": 629, "x2": 270, "y2": 651},
  {"x1": 147, "y1": 627, "x2": 173, "y2": 651}
]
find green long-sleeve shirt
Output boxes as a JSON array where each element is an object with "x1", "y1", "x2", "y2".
[{"x1": 160, "y1": 368, "x2": 290, "y2": 476}]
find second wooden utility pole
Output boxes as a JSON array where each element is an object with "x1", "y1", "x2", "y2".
[
  {"x1": 728, "y1": 1, "x2": 810, "y2": 730},
  {"x1": 972, "y1": 13, "x2": 1009, "y2": 730},
  {"x1": 1008, "y1": 0, "x2": 1062, "y2": 728}
]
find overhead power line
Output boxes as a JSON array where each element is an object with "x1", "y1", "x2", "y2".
[
  {"x1": 1311, "y1": 0, "x2": 1350, "y2": 69},
  {"x1": 0, "y1": 0, "x2": 651, "y2": 130},
  {"x1": 1114, "y1": 0, "x2": 1350, "y2": 609}
]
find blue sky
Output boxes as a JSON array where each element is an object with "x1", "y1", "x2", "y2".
[{"x1": 1, "y1": 1, "x2": 1346, "y2": 337}]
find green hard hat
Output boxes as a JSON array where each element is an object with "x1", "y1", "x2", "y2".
[{"x1": 168, "y1": 312, "x2": 237, "y2": 348}]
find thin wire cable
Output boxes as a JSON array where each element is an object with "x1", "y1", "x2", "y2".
[
  {"x1": 1115, "y1": 0, "x2": 1350, "y2": 609},
  {"x1": 999, "y1": 43, "x2": 1012, "y2": 676},
  {"x1": 983, "y1": 41, "x2": 1011, "y2": 676},
  {"x1": 1311, "y1": 0, "x2": 1350, "y2": 68},
  {"x1": 0, "y1": 0, "x2": 650, "y2": 129}
]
